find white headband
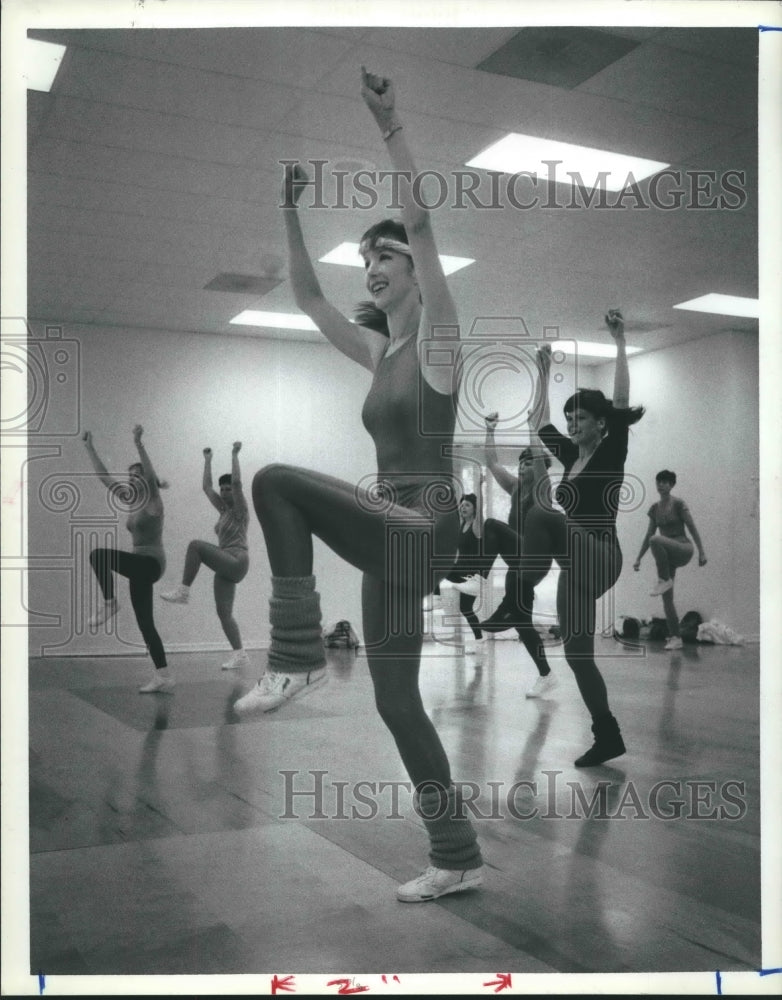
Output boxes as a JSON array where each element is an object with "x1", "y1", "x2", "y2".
[{"x1": 359, "y1": 235, "x2": 412, "y2": 258}]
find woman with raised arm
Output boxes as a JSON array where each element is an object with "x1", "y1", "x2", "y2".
[
  {"x1": 233, "y1": 67, "x2": 483, "y2": 902},
  {"x1": 634, "y1": 469, "x2": 707, "y2": 650},
  {"x1": 538, "y1": 311, "x2": 645, "y2": 765},
  {"x1": 433, "y1": 492, "x2": 486, "y2": 654},
  {"x1": 82, "y1": 425, "x2": 173, "y2": 693},
  {"x1": 161, "y1": 442, "x2": 250, "y2": 670},
  {"x1": 477, "y1": 346, "x2": 566, "y2": 697}
]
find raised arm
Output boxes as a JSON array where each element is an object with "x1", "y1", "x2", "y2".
[
  {"x1": 281, "y1": 164, "x2": 385, "y2": 371},
  {"x1": 606, "y1": 309, "x2": 629, "y2": 410},
  {"x1": 472, "y1": 474, "x2": 485, "y2": 539},
  {"x1": 682, "y1": 504, "x2": 707, "y2": 566},
  {"x1": 529, "y1": 344, "x2": 552, "y2": 430},
  {"x1": 230, "y1": 441, "x2": 249, "y2": 518},
  {"x1": 634, "y1": 514, "x2": 657, "y2": 570},
  {"x1": 202, "y1": 447, "x2": 222, "y2": 511},
  {"x1": 132, "y1": 425, "x2": 161, "y2": 504},
  {"x1": 82, "y1": 431, "x2": 119, "y2": 491},
  {"x1": 361, "y1": 67, "x2": 459, "y2": 393},
  {"x1": 483, "y1": 412, "x2": 516, "y2": 495}
]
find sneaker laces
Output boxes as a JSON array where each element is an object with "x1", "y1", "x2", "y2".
[{"x1": 257, "y1": 671, "x2": 286, "y2": 696}]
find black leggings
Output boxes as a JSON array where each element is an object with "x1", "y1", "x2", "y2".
[
  {"x1": 552, "y1": 524, "x2": 622, "y2": 720},
  {"x1": 252, "y1": 464, "x2": 460, "y2": 791},
  {"x1": 480, "y1": 510, "x2": 564, "y2": 675},
  {"x1": 89, "y1": 549, "x2": 167, "y2": 669}
]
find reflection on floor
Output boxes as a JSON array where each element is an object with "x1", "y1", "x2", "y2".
[{"x1": 28, "y1": 634, "x2": 760, "y2": 978}]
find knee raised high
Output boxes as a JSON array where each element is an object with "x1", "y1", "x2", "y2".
[{"x1": 252, "y1": 463, "x2": 298, "y2": 510}]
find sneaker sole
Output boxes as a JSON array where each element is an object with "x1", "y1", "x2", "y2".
[
  {"x1": 574, "y1": 748, "x2": 626, "y2": 767},
  {"x1": 261, "y1": 672, "x2": 328, "y2": 713},
  {"x1": 397, "y1": 873, "x2": 483, "y2": 903},
  {"x1": 235, "y1": 671, "x2": 328, "y2": 715},
  {"x1": 526, "y1": 684, "x2": 558, "y2": 699}
]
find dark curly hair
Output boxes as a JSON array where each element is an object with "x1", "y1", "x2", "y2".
[{"x1": 563, "y1": 389, "x2": 645, "y2": 429}]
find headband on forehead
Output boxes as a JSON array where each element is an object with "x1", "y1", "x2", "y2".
[{"x1": 359, "y1": 236, "x2": 412, "y2": 258}]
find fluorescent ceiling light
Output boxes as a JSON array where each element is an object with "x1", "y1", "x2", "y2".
[
  {"x1": 230, "y1": 310, "x2": 319, "y2": 331},
  {"x1": 673, "y1": 293, "x2": 759, "y2": 319},
  {"x1": 320, "y1": 242, "x2": 474, "y2": 276},
  {"x1": 551, "y1": 340, "x2": 642, "y2": 360},
  {"x1": 466, "y1": 134, "x2": 669, "y2": 192},
  {"x1": 26, "y1": 38, "x2": 66, "y2": 92}
]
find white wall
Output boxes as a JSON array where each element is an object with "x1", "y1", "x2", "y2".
[
  {"x1": 25, "y1": 323, "x2": 759, "y2": 660},
  {"x1": 594, "y1": 330, "x2": 759, "y2": 639},
  {"x1": 26, "y1": 322, "x2": 374, "y2": 658}
]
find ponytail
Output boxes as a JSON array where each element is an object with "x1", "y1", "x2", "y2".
[{"x1": 354, "y1": 301, "x2": 390, "y2": 337}]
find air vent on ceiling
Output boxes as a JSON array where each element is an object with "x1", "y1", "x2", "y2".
[
  {"x1": 476, "y1": 27, "x2": 640, "y2": 89},
  {"x1": 204, "y1": 272, "x2": 284, "y2": 295}
]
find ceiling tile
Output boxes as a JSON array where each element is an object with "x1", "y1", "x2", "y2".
[
  {"x1": 476, "y1": 26, "x2": 641, "y2": 89},
  {"x1": 579, "y1": 42, "x2": 756, "y2": 128}
]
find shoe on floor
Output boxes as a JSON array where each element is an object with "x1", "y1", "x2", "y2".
[
  {"x1": 465, "y1": 637, "x2": 486, "y2": 655},
  {"x1": 453, "y1": 575, "x2": 481, "y2": 598},
  {"x1": 160, "y1": 584, "x2": 189, "y2": 604},
  {"x1": 234, "y1": 667, "x2": 327, "y2": 714},
  {"x1": 664, "y1": 636, "x2": 683, "y2": 650},
  {"x1": 138, "y1": 669, "x2": 175, "y2": 694},
  {"x1": 526, "y1": 673, "x2": 558, "y2": 699},
  {"x1": 575, "y1": 715, "x2": 625, "y2": 767},
  {"x1": 397, "y1": 865, "x2": 483, "y2": 903},
  {"x1": 222, "y1": 649, "x2": 250, "y2": 670},
  {"x1": 88, "y1": 598, "x2": 119, "y2": 628},
  {"x1": 649, "y1": 578, "x2": 673, "y2": 596}
]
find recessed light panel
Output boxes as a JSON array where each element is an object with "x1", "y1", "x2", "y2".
[
  {"x1": 25, "y1": 38, "x2": 66, "y2": 93},
  {"x1": 467, "y1": 134, "x2": 669, "y2": 192},
  {"x1": 673, "y1": 294, "x2": 760, "y2": 318}
]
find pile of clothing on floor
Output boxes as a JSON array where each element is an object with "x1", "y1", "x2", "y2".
[{"x1": 613, "y1": 611, "x2": 744, "y2": 646}]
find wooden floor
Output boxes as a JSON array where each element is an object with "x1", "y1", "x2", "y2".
[{"x1": 25, "y1": 631, "x2": 764, "y2": 986}]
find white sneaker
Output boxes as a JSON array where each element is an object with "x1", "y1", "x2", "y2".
[
  {"x1": 465, "y1": 637, "x2": 486, "y2": 655},
  {"x1": 160, "y1": 584, "x2": 189, "y2": 604},
  {"x1": 454, "y1": 576, "x2": 481, "y2": 598},
  {"x1": 664, "y1": 636, "x2": 683, "y2": 650},
  {"x1": 234, "y1": 667, "x2": 327, "y2": 714},
  {"x1": 222, "y1": 649, "x2": 250, "y2": 670},
  {"x1": 650, "y1": 578, "x2": 673, "y2": 596},
  {"x1": 138, "y1": 669, "x2": 175, "y2": 694},
  {"x1": 397, "y1": 865, "x2": 483, "y2": 903},
  {"x1": 88, "y1": 598, "x2": 119, "y2": 628},
  {"x1": 526, "y1": 673, "x2": 558, "y2": 699}
]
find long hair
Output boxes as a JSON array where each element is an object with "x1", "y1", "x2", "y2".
[
  {"x1": 563, "y1": 389, "x2": 645, "y2": 429},
  {"x1": 354, "y1": 301, "x2": 390, "y2": 337}
]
